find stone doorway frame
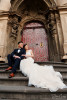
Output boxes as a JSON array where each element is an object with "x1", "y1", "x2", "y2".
[
  {"x1": 7, "y1": 0, "x2": 63, "y2": 62},
  {"x1": 16, "y1": 16, "x2": 60, "y2": 61}
]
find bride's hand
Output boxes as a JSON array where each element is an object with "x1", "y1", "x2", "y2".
[{"x1": 21, "y1": 54, "x2": 26, "y2": 56}]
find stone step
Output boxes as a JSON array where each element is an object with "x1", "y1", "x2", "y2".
[
  {"x1": 0, "y1": 65, "x2": 67, "y2": 69},
  {"x1": 0, "y1": 70, "x2": 23, "y2": 77},
  {"x1": 54, "y1": 68, "x2": 67, "y2": 72},
  {"x1": 1, "y1": 67, "x2": 67, "y2": 72},
  {"x1": 0, "y1": 70, "x2": 67, "y2": 77},
  {"x1": 0, "y1": 99, "x2": 17, "y2": 100},
  {"x1": 0, "y1": 61, "x2": 67, "y2": 66},
  {"x1": 0, "y1": 85, "x2": 67, "y2": 100},
  {"x1": 0, "y1": 76, "x2": 67, "y2": 86},
  {"x1": 38, "y1": 63, "x2": 67, "y2": 66},
  {"x1": 0, "y1": 99, "x2": 24, "y2": 100},
  {"x1": 0, "y1": 64, "x2": 67, "y2": 70},
  {"x1": 0, "y1": 76, "x2": 28, "y2": 86},
  {"x1": 0, "y1": 63, "x2": 67, "y2": 66},
  {"x1": 36, "y1": 61, "x2": 67, "y2": 65},
  {"x1": 0, "y1": 63, "x2": 7, "y2": 65}
]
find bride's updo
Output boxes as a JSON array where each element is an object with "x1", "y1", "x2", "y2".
[{"x1": 23, "y1": 44, "x2": 28, "y2": 50}]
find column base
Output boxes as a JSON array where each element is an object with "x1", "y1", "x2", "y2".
[
  {"x1": 0, "y1": 57, "x2": 5, "y2": 63},
  {"x1": 62, "y1": 55, "x2": 67, "y2": 63}
]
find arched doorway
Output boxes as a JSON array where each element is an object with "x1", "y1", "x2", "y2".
[{"x1": 21, "y1": 21, "x2": 49, "y2": 62}]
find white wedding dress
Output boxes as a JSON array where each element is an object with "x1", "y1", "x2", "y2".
[{"x1": 20, "y1": 50, "x2": 66, "y2": 92}]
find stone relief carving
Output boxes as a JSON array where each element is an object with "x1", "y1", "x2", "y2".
[
  {"x1": 48, "y1": 12, "x2": 57, "y2": 37},
  {"x1": 8, "y1": 16, "x2": 20, "y2": 39}
]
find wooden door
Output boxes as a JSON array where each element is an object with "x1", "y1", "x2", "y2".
[{"x1": 21, "y1": 22, "x2": 49, "y2": 62}]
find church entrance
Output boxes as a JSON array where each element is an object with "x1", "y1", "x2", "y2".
[{"x1": 21, "y1": 22, "x2": 49, "y2": 62}]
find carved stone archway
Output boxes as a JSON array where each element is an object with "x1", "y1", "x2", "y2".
[{"x1": 7, "y1": 0, "x2": 63, "y2": 61}]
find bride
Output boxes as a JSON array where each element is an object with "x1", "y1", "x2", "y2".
[{"x1": 20, "y1": 44, "x2": 66, "y2": 92}]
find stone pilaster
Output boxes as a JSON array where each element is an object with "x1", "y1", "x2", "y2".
[
  {"x1": 48, "y1": 12, "x2": 60, "y2": 61},
  {"x1": 55, "y1": 12, "x2": 64, "y2": 58},
  {"x1": 58, "y1": 5, "x2": 67, "y2": 62},
  {"x1": 0, "y1": 14, "x2": 9, "y2": 62}
]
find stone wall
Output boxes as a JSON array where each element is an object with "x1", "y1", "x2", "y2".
[
  {"x1": 55, "y1": 0, "x2": 67, "y2": 6},
  {"x1": 0, "y1": 0, "x2": 11, "y2": 11},
  {"x1": 0, "y1": 0, "x2": 11, "y2": 61}
]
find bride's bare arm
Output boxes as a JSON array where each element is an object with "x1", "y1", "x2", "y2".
[
  {"x1": 25, "y1": 50, "x2": 34, "y2": 58},
  {"x1": 31, "y1": 50, "x2": 34, "y2": 58}
]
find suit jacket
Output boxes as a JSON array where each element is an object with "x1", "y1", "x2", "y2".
[{"x1": 11, "y1": 48, "x2": 26, "y2": 59}]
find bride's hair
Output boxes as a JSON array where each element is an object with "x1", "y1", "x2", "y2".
[{"x1": 23, "y1": 44, "x2": 27, "y2": 49}]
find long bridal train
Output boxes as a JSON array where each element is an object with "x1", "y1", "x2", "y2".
[{"x1": 20, "y1": 50, "x2": 67, "y2": 92}]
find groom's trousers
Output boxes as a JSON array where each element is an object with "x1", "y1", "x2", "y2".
[{"x1": 7, "y1": 54, "x2": 21, "y2": 73}]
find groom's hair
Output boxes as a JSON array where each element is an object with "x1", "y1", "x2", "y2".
[{"x1": 18, "y1": 41, "x2": 23, "y2": 44}]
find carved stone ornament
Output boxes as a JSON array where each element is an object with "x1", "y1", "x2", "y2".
[
  {"x1": 9, "y1": 17, "x2": 19, "y2": 39},
  {"x1": 48, "y1": 12, "x2": 56, "y2": 37}
]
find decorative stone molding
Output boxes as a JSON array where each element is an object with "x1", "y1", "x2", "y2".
[
  {"x1": 19, "y1": 16, "x2": 47, "y2": 34},
  {"x1": 11, "y1": 0, "x2": 56, "y2": 11},
  {"x1": 8, "y1": 15, "x2": 20, "y2": 39}
]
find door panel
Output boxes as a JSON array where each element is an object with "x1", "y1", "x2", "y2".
[{"x1": 21, "y1": 22, "x2": 49, "y2": 62}]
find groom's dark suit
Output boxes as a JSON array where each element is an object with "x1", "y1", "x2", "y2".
[{"x1": 7, "y1": 48, "x2": 26, "y2": 73}]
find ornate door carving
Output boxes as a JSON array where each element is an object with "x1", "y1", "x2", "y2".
[{"x1": 21, "y1": 22, "x2": 49, "y2": 62}]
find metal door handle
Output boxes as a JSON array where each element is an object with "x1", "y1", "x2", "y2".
[{"x1": 36, "y1": 44, "x2": 38, "y2": 45}]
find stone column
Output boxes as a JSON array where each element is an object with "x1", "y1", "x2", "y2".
[
  {"x1": 0, "y1": 15, "x2": 9, "y2": 62},
  {"x1": 0, "y1": 0, "x2": 11, "y2": 62},
  {"x1": 50, "y1": 12, "x2": 60, "y2": 61},
  {"x1": 59, "y1": 8, "x2": 67, "y2": 62},
  {"x1": 55, "y1": 12, "x2": 64, "y2": 58}
]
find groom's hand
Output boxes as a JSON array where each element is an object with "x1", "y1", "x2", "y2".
[
  {"x1": 13, "y1": 55, "x2": 20, "y2": 59},
  {"x1": 21, "y1": 54, "x2": 26, "y2": 56}
]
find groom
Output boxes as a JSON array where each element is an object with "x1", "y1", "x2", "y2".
[{"x1": 5, "y1": 41, "x2": 26, "y2": 78}]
